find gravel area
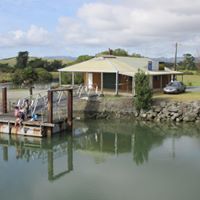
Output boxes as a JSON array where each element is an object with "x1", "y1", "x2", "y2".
[{"x1": 186, "y1": 86, "x2": 200, "y2": 92}]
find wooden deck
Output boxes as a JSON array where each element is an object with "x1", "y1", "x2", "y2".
[
  {"x1": 0, "y1": 113, "x2": 69, "y2": 137},
  {"x1": 0, "y1": 87, "x2": 73, "y2": 137}
]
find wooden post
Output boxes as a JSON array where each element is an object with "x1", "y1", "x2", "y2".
[
  {"x1": 59, "y1": 71, "x2": 62, "y2": 86},
  {"x1": 67, "y1": 89, "x2": 73, "y2": 130},
  {"x1": 100, "y1": 72, "x2": 104, "y2": 95},
  {"x1": 115, "y1": 71, "x2": 119, "y2": 96},
  {"x1": 72, "y1": 72, "x2": 75, "y2": 87},
  {"x1": 160, "y1": 75, "x2": 163, "y2": 89},
  {"x1": 2, "y1": 87, "x2": 7, "y2": 113},
  {"x1": 47, "y1": 90, "x2": 53, "y2": 136},
  {"x1": 29, "y1": 86, "x2": 34, "y2": 99},
  {"x1": 132, "y1": 77, "x2": 135, "y2": 96}
]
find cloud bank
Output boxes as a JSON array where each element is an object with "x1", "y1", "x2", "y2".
[{"x1": 1, "y1": 0, "x2": 200, "y2": 57}]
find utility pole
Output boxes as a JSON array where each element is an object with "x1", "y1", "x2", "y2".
[{"x1": 173, "y1": 42, "x2": 178, "y2": 80}]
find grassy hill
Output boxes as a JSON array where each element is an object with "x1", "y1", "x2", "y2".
[{"x1": 0, "y1": 56, "x2": 72, "y2": 67}]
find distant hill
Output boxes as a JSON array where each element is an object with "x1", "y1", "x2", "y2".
[
  {"x1": 152, "y1": 57, "x2": 184, "y2": 63},
  {"x1": 0, "y1": 56, "x2": 74, "y2": 67},
  {"x1": 43, "y1": 56, "x2": 76, "y2": 61},
  {"x1": 0, "y1": 57, "x2": 37, "y2": 67}
]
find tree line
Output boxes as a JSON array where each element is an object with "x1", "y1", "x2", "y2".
[{"x1": 1, "y1": 49, "x2": 199, "y2": 86}]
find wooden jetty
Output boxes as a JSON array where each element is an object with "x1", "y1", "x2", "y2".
[{"x1": 0, "y1": 87, "x2": 73, "y2": 137}]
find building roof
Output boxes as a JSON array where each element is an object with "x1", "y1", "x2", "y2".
[{"x1": 58, "y1": 55, "x2": 183, "y2": 76}]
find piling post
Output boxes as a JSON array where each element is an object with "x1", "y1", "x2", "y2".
[
  {"x1": 2, "y1": 87, "x2": 7, "y2": 113},
  {"x1": 47, "y1": 90, "x2": 53, "y2": 136},
  {"x1": 67, "y1": 89, "x2": 73, "y2": 130},
  {"x1": 29, "y1": 86, "x2": 34, "y2": 99}
]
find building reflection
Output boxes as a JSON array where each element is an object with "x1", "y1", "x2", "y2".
[
  {"x1": 0, "y1": 120, "x2": 177, "y2": 182},
  {"x1": 73, "y1": 121, "x2": 165, "y2": 165}
]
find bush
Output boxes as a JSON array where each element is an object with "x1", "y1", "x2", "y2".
[
  {"x1": 0, "y1": 63, "x2": 14, "y2": 73},
  {"x1": 12, "y1": 67, "x2": 38, "y2": 86},
  {"x1": 61, "y1": 72, "x2": 72, "y2": 85},
  {"x1": 35, "y1": 68, "x2": 52, "y2": 83},
  {"x1": 60, "y1": 72, "x2": 83, "y2": 85},
  {"x1": 134, "y1": 70, "x2": 152, "y2": 111},
  {"x1": 74, "y1": 73, "x2": 83, "y2": 84}
]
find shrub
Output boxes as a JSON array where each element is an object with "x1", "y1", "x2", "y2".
[
  {"x1": 134, "y1": 70, "x2": 152, "y2": 111},
  {"x1": 61, "y1": 72, "x2": 72, "y2": 85},
  {"x1": 74, "y1": 73, "x2": 83, "y2": 84},
  {"x1": 188, "y1": 82, "x2": 192, "y2": 86},
  {"x1": 60, "y1": 72, "x2": 83, "y2": 85},
  {"x1": 12, "y1": 67, "x2": 38, "y2": 86},
  {"x1": 35, "y1": 68, "x2": 52, "y2": 83}
]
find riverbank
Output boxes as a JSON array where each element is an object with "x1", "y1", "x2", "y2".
[
  {"x1": 74, "y1": 96, "x2": 200, "y2": 123},
  {"x1": 1, "y1": 88, "x2": 200, "y2": 123}
]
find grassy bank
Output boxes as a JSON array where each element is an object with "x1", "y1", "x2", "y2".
[
  {"x1": 153, "y1": 91, "x2": 200, "y2": 102},
  {"x1": 177, "y1": 74, "x2": 200, "y2": 86}
]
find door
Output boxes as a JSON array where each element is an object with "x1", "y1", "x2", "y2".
[{"x1": 88, "y1": 73, "x2": 93, "y2": 89}]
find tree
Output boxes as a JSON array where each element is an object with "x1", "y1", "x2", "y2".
[
  {"x1": 134, "y1": 70, "x2": 152, "y2": 111},
  {"x1": 45, "y1": 60, "x2": 65, "y2": 71},
  {"x1": 113, "y1": 48, "x2": 128, "y2": 56},
  {"x1": 182, "y1": 53, "x2": 196, "y2": 70},
  {"x1": 76, "y1": 55, "x2": 93, "y2": 63},
  {"x1": 12, "y1": 67, "x2": 38, "y2": 86},
  {"x1": 28, "y1": 58, "x2": 47, "y2": 69},
  {"x1": 0, "y1": 63, "x2": 13, "y2": 72},
  {"x1": 35, "y1": 68, "x2": 52, "y2": 83},
  {"x1": 16, "y1": 51, "x2": 29, "y2": 69},
  {"x1": 131, "y1": 53, "x2": 143, "y2": 58},
  {"x1": 98, "y1": 48, "x2": 129, "y2": 56}
]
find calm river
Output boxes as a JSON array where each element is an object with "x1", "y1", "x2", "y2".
[{"x1": 0, "y1": 120, "x2": 200, "y2": 200}]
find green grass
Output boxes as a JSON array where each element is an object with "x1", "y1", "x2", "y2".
[
  {"x1": 45, "y1": 58, "x2": 72, "y2": 65},
  {"x1": 0, "y1": 57, "x2": 16, "y2": 66},
  {"x1": 153, "y1": 91, "x2": 200, "y2": 102},
  {"x1": 0, "y1": 57, "x2": 72, "y2": 67},
  {"x1": 177, "y1": 74, "x2": 200, "y2": 86}
]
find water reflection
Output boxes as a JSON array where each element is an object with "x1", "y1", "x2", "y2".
[
  {"x1": 0, "y1": 134, "x2": 73, "y2": 182},
  {"x1": 133, "y1": 124, "x2": 164, "y2": 165},
  {"x1": 1, "y1": 120, "x2": 200, "y2": 183}
]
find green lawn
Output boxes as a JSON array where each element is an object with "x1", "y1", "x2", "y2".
[
  {"x1": 177, "y1": 74, "x2": 200, "y2": 86},
  {"x1": 153, "y1": 91, "x2": 200, "y2": 102}
]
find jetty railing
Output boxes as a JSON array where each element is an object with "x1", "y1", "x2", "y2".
[{"x1": 0, "y1": 87, "x2": 73, "y2": 137}]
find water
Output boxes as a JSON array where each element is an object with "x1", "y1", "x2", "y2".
[
  {"x1": 0, "y1": 81, "x2": 59, "y2": 90},
  {"x1": 0, "y1": 120, "x2": 200, "y2": 200}
]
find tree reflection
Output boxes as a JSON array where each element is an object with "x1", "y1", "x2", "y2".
[{"x1": 133, "y1": 124, "x2": 165, "y2": 165}]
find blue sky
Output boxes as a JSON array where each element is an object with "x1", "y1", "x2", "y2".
[{"x1": 0, "y1": 0, "x2": 200, "y2": 58}]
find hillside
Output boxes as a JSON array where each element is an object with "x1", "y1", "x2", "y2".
[{"x1": 0, "y1": 56, "x2": 72, "y2": 67}]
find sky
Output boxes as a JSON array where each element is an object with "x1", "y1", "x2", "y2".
[{"x1": 0, "y1": 0, "x2": 200, "y2": 58}]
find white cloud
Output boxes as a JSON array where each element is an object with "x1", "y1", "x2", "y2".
[
  {"x1": 1, "y1": 0, "x2": 200, "y2": 57},
  {"x1": 57, "y1": 0, "x2": 200, "y2": 56},
  {"x1": 0, "y1": 25, "x2": 50, "y2": 47}
]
